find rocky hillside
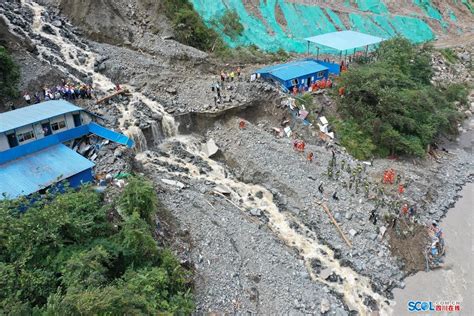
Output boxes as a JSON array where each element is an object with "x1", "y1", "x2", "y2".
[{"x1": 37, "y1": 0, "x2": 474, "y2": 53}]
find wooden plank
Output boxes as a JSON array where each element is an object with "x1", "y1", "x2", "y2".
[
  {"x1": 320, "y1": 202, "x2": 353, "y2": 248},
  {"x1": 95, "y1": 89, "x2": 130, "y2": 104}
]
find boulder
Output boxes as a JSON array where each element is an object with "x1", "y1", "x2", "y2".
[
  {"x1": 249, "y1": 208, "x2": 262, "y2": 217},
  {"x1": 202, "y1": 138, "x2": 219, "y2": 157}
]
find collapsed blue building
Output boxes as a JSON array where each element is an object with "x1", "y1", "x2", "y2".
[{"x1": 0, "y1": 100, "x2": 134, "y2": 199}]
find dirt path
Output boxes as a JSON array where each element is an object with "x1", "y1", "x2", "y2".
[{"x1": 434, "y1": 33, "x2": 474, "y2": 49}]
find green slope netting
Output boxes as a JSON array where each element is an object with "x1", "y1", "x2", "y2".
[{"x1": 189, "y1": 0, "x2": 466, "y2": 53}]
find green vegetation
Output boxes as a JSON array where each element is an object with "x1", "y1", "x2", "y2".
[
  {"x1": 440, "y1": 48, "x2": 458, "y2": 64},
  {"x1": 218, "y1": 10, "x2": 244, "y2": 40},
  {"x1": 215, "y1": 45, "x2": 290, "y2": 63},
  {"x1": 162, "y1": 0, "x2": 224, "y2": 51},
  {"x1": 335, "y1": 37, "x2": 465, "y2": 159},
  {"x1": 0, "y1": 177, "x2": 193, "y2": 314},
  {"x1": 0, "y1": 46, "x2": 19, "y2": 100}
]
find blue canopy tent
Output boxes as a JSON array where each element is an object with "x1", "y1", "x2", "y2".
[{"x1": 305, "y1": 31, "x2": 385, "y2": 74}]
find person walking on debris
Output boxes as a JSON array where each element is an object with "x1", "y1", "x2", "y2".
[
  {"x1": 340, "y1": 159, "x2": 346, "y2": 171},
  {"x1": 332, "y1": 191, "x2": 339, "y2": 201},
  {"x1": 318, "y1": 182, "x2": 324, "y2": 194},
  {"x1": 369, "y1": 209, "x2": 377, "y2": 225},
  {"x1": 396, "y1": 174, "x2": 402, "y2": 184},
  {"x1": 401, "y1": 203, "x2": 409, "y2": 216},
  {"x1": 398, "y1": 184, "x2": 405, "y2": 194},
  {"x1": 230, "y1": 71, "x2": 235, "y2": 81},
  {"x1": 307, "y1": 152, "x2": 314, "y2": 163},
  {"x1": 239, "y1": 120, "x2": 246, "y2": 129}
]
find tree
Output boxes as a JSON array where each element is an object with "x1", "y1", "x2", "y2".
[
  {"x1": 118, "y1": 176, "x2": 157, "y2": 225},
  {"x1": 0, "y1": 177, "x2": 194, "y2": 314},
  {"x1": 0, "y1": 46, "x2": 19, "y2": 99},
  {"x1": 335, "y1": 38, "x2": 462, "y2": 158}
]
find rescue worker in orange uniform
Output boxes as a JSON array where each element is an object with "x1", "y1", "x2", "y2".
[
  {"x1": 307, "y1": 152, "x2": 314, "y2": 162},
  {"x1": 239, "y1": 120, "x2": 245, "y2": 129},
  {"x1": 398, "y1": 184, "x2": 405, "y2": 194}
]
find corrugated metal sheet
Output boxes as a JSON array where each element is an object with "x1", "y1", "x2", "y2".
[
  {"x1": 0, "y1": 100, "x2": 82, "y2": 133},
  {"x1": 256, "y1": 60, "x2": 328, "y2": 81},
  {"x1": 305, "y1": 30, "x2": 384, "y2": 51},
  {"x1": 0, "y1": 144, "x2": 95, "y2": 199}
]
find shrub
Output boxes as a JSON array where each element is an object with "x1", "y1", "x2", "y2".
[
  {"x1": 0, "y1": 46, "x2": 19, "y2": 100},
  {"x1": 218, "y1": 10, "x2": 244, "y2": 39}
]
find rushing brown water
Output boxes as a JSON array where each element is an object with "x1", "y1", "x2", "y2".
[{"x1": 392, "y1": 183, "x2": 474, "y2": 315}]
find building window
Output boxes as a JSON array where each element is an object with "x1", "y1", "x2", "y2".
[
  {"x1": 317, "y1": 71, "x2": 325, "y2": 78},
  {"x1": 17, "y1": 130, "x2": 35, "y2": 143},
  {"x1": 51, "y1": 121, "x2": 66, "y2": 131}
]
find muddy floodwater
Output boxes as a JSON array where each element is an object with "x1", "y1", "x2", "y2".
[{"x1": 393, "y1": 183, "x2": 474, "y2": 315}]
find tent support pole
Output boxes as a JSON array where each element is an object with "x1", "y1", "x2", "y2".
[
  {"x1": 365, "y1": 45, "x2": 369, "y2": 58},
  {"x1": 339, "y1": 50, "x2": 342, "y2": 63},
  {"x1": 307, "y1": 41, "x2": 310, "y2": 55},
  {"x1": 317, "y1": 47, "x2": 320, "y2": 60},
  {"x1": 344, "y1": 50, "x2": 347, "y2": 64}
]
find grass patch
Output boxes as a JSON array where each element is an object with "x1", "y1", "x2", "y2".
[{"x1": 440, "y1": 48, "x2": 458, "y2": 64}]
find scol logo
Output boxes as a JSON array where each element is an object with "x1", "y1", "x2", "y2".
[{"x1": 408, "y1": 301, "x2": 435, "y2": 312}]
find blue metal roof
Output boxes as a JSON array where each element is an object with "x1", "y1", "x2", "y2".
[
  {"x1": 256, "y1": 60, "x2": 328, "y2": 81},
  {"x1": 305, "y1": 31, "x2": 384, "y2": 51},
  {"x1": 0, "y1": 100, "x2": 83, "y2": 133},
  {"x1": 0, "y1": 144, "x2": 95, "y2": 199}
]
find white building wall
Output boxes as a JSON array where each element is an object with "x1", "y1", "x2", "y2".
[
  {"x1": 0, "y1": 133, "x2": 9, "y2": 151},
  {"x1": 34, "y1": 123, "x2": 44, "y2": 139},
  {"x1": 81, "y1": 112, "x2": 92, "y2": 124},
  {"x1": 65, "y1": 113, "x2": 75, "y2": 128}
]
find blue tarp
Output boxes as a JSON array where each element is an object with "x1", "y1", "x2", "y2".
[
  {"x1": 0, "y1": 100, "x2": 83, "y2": 133},
  {"x1": 305, "y1": 30, "x2": 384, "y2": 51},
  {"x1": 88, "y1": 123, "x2": 134, "y2": 148},
  {"x1": 0, "y1": 144, "x2": 95, "y2": 199},
  {"x1": 256, "y1": 60, "x2": 328, "y2": 81}
]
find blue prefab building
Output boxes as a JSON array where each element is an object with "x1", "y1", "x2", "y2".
[
  {"x1": 255, "y1": 60, "x2": 329, "y2": 92},
  {"x1": 0, "y1": 100, "x2": 134, "y2": 199}
]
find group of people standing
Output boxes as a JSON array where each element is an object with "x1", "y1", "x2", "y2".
[
  {"x1": 22, "y1": 81, "x2": 94, "y2": 106},
  {"x1": 211, "y1": 67, "x2": 242, "y2": 105}
]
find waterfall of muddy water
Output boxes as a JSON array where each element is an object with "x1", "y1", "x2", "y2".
[
  {"x1": 125, "y1": 126, "x2": 148, "y2": 152},
  {"x1": 6, "y1": 1, "x2": 177, "y2": 145},
  {"x1": 136, "y1": 136, "x2": 393, "y2": 315},
  {"x1": 150, "y1": 121, "x2": 164, "y2": 146}
]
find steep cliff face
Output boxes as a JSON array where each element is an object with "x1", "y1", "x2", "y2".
[{"x1": 37, "y1": 0, "x2": 173, "y2": 45}]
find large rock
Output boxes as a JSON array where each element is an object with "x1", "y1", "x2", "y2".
[{"x1": 202, "y1": 138, "x2": 219, "y2": 158}]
